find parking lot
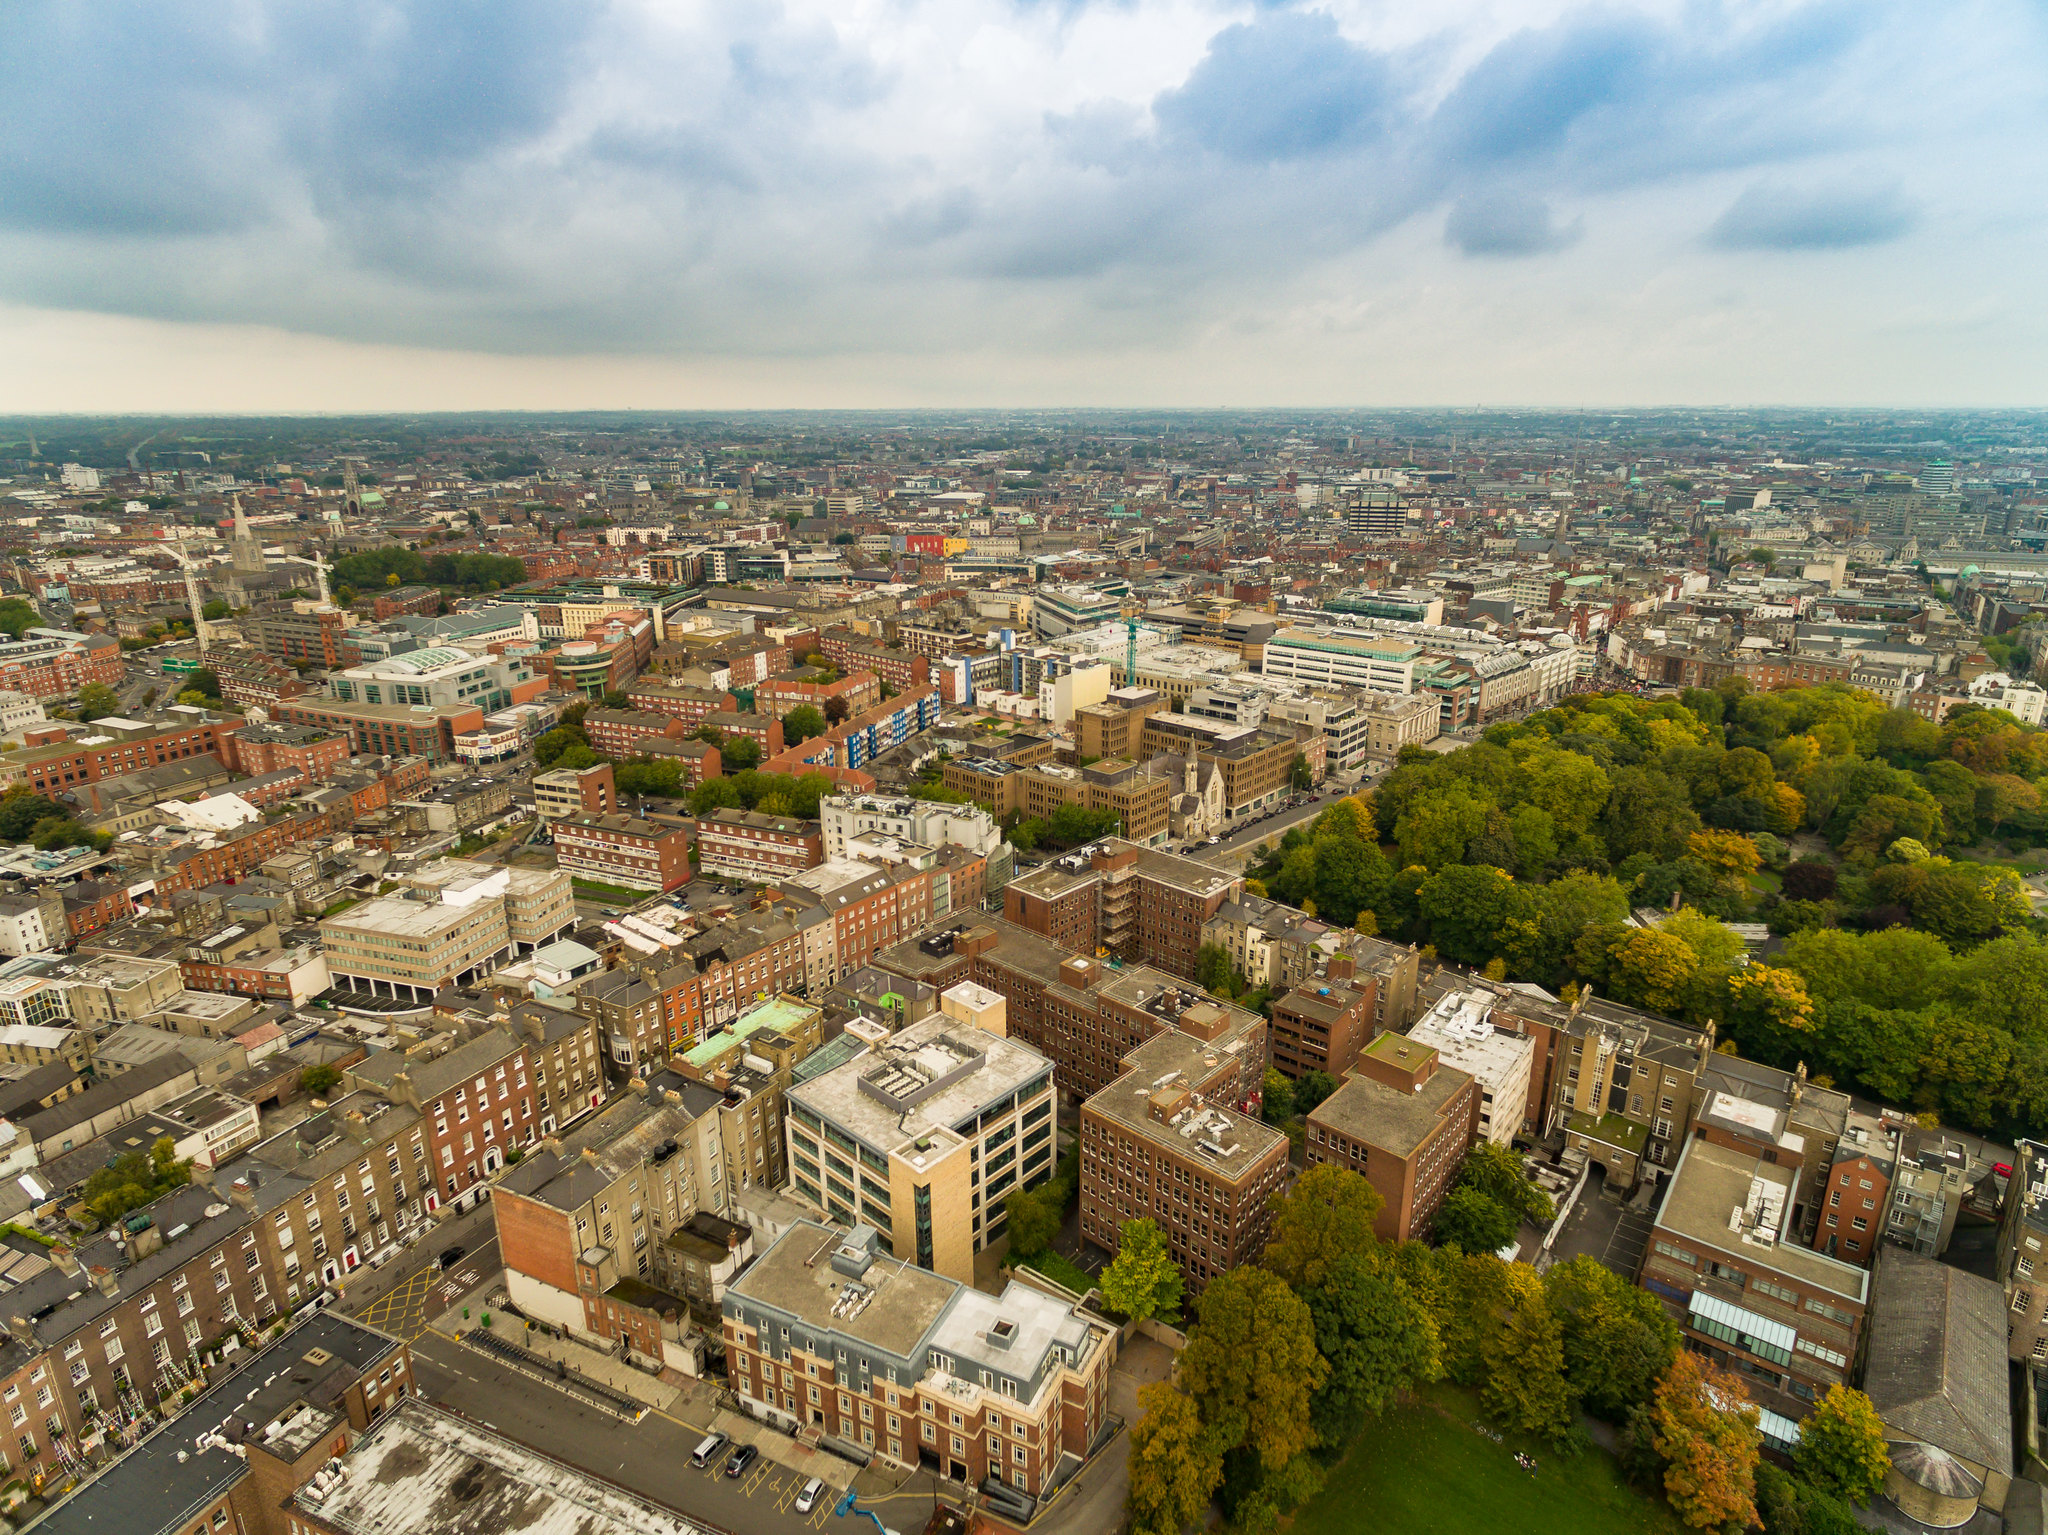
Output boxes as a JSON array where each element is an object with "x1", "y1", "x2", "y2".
[
  {"x1": 406, "y1": 1329, "x2": 938, "y2": 1535},
  {"x1": 1547, "y1": 1173, "x2": 1660, "y2": 1279}
]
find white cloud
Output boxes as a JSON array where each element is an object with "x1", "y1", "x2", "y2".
[{"x1": 0, "y1": 0, "x2": 2041, "y2": 405}]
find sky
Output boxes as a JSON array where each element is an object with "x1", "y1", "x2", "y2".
[{"x1": 2, "y1": 0, "x2": 2044, "y2": 412}]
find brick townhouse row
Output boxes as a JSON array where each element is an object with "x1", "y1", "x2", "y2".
[
  {"x1": 0, "y1": 632, "x2": 125, "y2": 701},
  {"x1": 0, "y1": 1005, "x2": 604, "y2": 1491},
  {"x1": 817, "y1": 627, "x2": 931, "y2": 694},
  {"x1": 0, "y1": 716, "x2": 248, "y2": 797}
]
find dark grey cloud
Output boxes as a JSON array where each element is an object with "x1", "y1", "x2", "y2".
[
  {"x1": 1445, "y1": 192, "x2": 1581, "y2": 256},
  {"x1": 1153, "y1": 11, "x2": 1392, "y2": 160},
  {"x1": 0, "y1": 0, "x2": 2020, "y2": 362},
  {"x1": 1707, "y1": 180, "x2": 1918, "y2": 250}
]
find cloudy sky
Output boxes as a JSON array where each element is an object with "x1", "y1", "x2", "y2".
[{"x1": 2, "y1": 0, "x2": 2043, "y2": 411}]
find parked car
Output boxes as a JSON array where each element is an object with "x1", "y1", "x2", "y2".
[
  {"x1": 725, "y1": 1445, "x2": 759, "y2": 1478},
  {"x1": 796, "y1": 1478, "x2": 826, "y2": 1514}
]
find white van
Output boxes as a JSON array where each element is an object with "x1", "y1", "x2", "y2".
[{"x1": 691, "y1": 1432, "x2": 730, "y2": 1469}]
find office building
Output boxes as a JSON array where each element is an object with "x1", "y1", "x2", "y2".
[
  {"x1": 1269, "y1": 967, "x2": 1380, "y2": 1082},
  {"x1": 328, "y1": 646, "x2": 535, "y2": 714},
  {"x1": 1079, "y1": 1029, "x2": 1288, "y2": 1295},
  {"x1": 1404, "y1": 986, "x2": 1538, "y2": 1145},
  {"x1": 1003, "y1": 839, "x2": 1241, "y2": 980},
  {"x1": 319, "y1": 865, "x2": 574, "y2": 1001},
  {"x1": 1304, "y1": 1032, "x2": 1478, "y2": 1242},
  {"x1": 1259, "y1": 629, "x2": 1421, "y2": 695},
  {"x1": 1639, "y1": 1129, "x2": 1869, "y2": 1427},
  {"x1": 784, "y1": 1006, "x2": 1055, "y2": 1282},
  {"x1": 1074, "y1": 686, "x2": 1165, "y2": 762},
  {"x1": 721, "y1": 1219, "x2": 1112, "y2": 1494},
  {"x1": 533, "y1": 760, "x2": 616, "y2": 822},
  {"x1": 876, "y1": 921, "x2": 1269, "y2": 1108}
]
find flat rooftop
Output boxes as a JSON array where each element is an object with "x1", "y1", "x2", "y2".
[
  {"x1": 1655, "y1": 1134, "x2": 1869, "y2": 1304},
  {"x1": 678, "y1": 992, "x2": 817, "y2": 1068},
  {"x1": 1086, "y1": 1063, "x2": 1282, "y2": 1182},
  {"x1": 1309, "y1": 1053, "x2": 1472, "y2": 1158},
  {"x1": 728, "y1": 1218, "x2": 957, "y2": 1361},
  {"x1": 789, "y1": 1011, "x2": 1050, "y2": 1154},
  {"x1": 288, "y1": 1398, "x2": 708, "y2": 1535}
]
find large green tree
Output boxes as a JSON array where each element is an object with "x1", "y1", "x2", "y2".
[
  {"x1": 1180, "y1": 1268, "x2": 1327, "y2": 1474},
  {"x1": 1100, "y1": 1219, "x2": 1183, "y2": 1326},
  {"x1": 1261, "y1": 1165, "x2": 1383, "y2": 1290},
  {"x1": 1542, "y1": 1256, "x2": 1681, "y2": 1420},
  {"x1": 1126, "y1": 1383, "x2": 1221, "y2": 1535},
  {"x1": 1303, "y1": 1250, "x2": 1442, "y2": 1444}
]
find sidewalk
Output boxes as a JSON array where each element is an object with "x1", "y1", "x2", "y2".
[{"x1": 434, "y1": 1289, "x2": 703, "y2": 1417}]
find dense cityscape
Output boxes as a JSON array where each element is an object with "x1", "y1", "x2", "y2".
[{"x1": 0, "y1": 410, "x2": 2030, "y2": 1535}]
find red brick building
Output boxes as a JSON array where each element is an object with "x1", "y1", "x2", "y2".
[
  {"x1": 209, "y1": 647, "x2": 310, "y2": 707},
  {"x1": 701, "y1": 710, "x2": 783, "y2": 756},
  {"x1": 62, "y1": 878, "x2": 134, "y2": 939},
  {"x1": 1814, "y1": 1146, "x2": 1892, "y2": 1266},
  {"x1": 371, "y1": 585, "x2": 443, "y2": 620},
  {"x1": 553, "y1": 814, "x2": 695, "y2": 893},
  {"x1": 228, "y1": 722, "x2": 354, "y2": 782},
  {"x1": 582, "y1": 709, "x2": 697, "y2": 759},
  {"x1": 622, "y1": 680, "x2": 735, "y2": 726},
  {"x1": 0, "y1": 629, "x2": 123, "y2": 700},
  {"x1": 146, "y1": 807, "x2": 336, "y2": 895},
  {"x1": 819, "y1": 627, "x2": 930, "y2": 693},
  {"x1": 1269, "y1": 962, "x2": 1381, "y2": 1080},
  {"x1": 246, "y1": 603, "x2": 359, "y2": 668},
  {"x1": 0, "y1": 714, "x2": 246, "y2": 796},
  {"x1": 696, "y1": 809, "x2": 821, "y2": 882},
  {"x1": 1305, "y1": 1033, "x2": 1479, "y2": 1242},
  {"x1": 640, "y1": 736, "x2": 721, "y2": 786},
  {"x1": 754, "y1": 667, "x2": 882, "y2": 719}
]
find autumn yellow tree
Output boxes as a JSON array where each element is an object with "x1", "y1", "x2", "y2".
[
  {"x1": 1651, "y1": 1351, "x2": 1762, "y2": 1531},
  {"x1": 1126, "y1": 1383, "x2": 1222, "y2": 1535},
  {"x1": 1727, "y1": 964, "x2": 1816, "y2": 1034},
  {"x1": 1795, "y1": 1385, "x2": 1890, "y2": 1506},
  {"x1": 1687, "y1": 828, "x2": 1762, "y2": 881},
  {"x1": 1604, "y1": 929, "x2": 1700, "y2": 1016}
]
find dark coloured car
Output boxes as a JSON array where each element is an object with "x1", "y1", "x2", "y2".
[
  {"x1": 438, "y1": 1245, "x2": 466, "y2": 1269},
  {"x1": 725, "y1": 1445, "x2": 759, "y2": 1478}
]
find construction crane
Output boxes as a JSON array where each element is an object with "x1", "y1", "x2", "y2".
[
  {"x1": 274, "y1": 551, "x2": 333, "y2": 606},
  {"x1": 159, "y1": 542, "x2": 213, "y2": 656},
  {"x1": 832, "y1": 1487, "x2": 897, "y2": 1535}
]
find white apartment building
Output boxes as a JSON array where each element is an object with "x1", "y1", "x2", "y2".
[
  {"x1": 819, "y1": 793, "x2": 1005, "y2": 864},
  {"x1": 1405, "y1": 988, "x2": 1536, "y2": 1145},
  {"x1": 1260, "y1": 629, "x2": 1421, "y2": 695}
]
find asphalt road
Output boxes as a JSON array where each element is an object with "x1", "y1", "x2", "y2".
[
  {"x1": 337, "y1": 1200, "x2": 500, "y2": 1337},
  {"x1": 407, "y1": 1329, "x2": 947, "y2": 1535},
  {"x1": 1192, "y1": 782, "x2": 1367, "y2": 868}
]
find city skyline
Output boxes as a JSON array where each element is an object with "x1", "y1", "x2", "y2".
[{"x1": 2, "y1": 0, "x2": 2043, "y2": 411}]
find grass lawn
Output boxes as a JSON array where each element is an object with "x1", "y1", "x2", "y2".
[
  {"x1": 1018, "y1": 1250, "x2": 1095, "y2": 1296},
  {"x1": 1286, "y1": 1384, "x2": 1682, "y2": 1535},
  {"x1": 570, "y1": 877, "x2": 654, "y2": 905},
  {"x1": 1749, "y1": 868, "x2": 1783, "y2": 894}
]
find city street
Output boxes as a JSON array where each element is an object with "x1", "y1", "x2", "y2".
[
  {"x1": 337, "y1": 1200, "x2": 500, "y2": 1339},
  {"x1": 405, "y1": 1328, "x2": 948, "y2": 1535}
]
